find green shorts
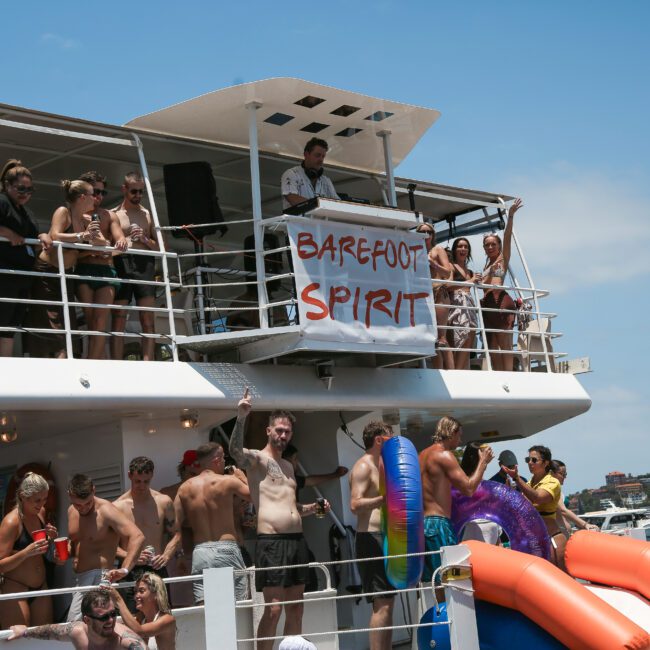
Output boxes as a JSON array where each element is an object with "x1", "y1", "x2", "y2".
[
  {"x1": 75, "y1": 263, "x2": 120, "y2": 290},
  {"x1": 423, "y1": 515, "x2": 458, "y2": 582}
]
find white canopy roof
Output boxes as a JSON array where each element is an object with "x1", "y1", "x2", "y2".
[{"x1": 126, "y1": 78, "x2": 440, "y2": 174}]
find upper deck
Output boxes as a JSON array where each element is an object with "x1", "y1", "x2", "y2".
[{"x1": 0, "y1": 78, "x2": 590, "y2": 441}]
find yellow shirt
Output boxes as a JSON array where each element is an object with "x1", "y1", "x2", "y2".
[{"x1": 528, "y1": 473, "x2": 562, "y2": 521}]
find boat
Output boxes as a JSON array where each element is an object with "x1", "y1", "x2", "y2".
[
  {"x1": 580, "y1": 501, "x2": 650, "y2": 540},
  {"x1": 0, "y1": 78, "x2": 599, "y2": 648}
]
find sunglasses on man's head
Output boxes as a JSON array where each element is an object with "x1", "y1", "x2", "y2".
[
  {"x1": 14, "y1": 185, "x2": 34, "y2": 195},
  {"x1": 525, "y1": 456, "x2": 540, "y2": 464},
  {"x1": 86, "y1": 609, "x2": 118, "y2": 622},
  {"x1": 93, "y1": 188, "x2": 108, "y2": 197}
]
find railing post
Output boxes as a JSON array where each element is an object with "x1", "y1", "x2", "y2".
[
  {"x1": 473, "y1": 281, "x2": 492, "y2": 371},
  {"x1": 132, "y1": 133, "x2": 179, "y2": 361},
  {"x1": 55, "y1": 243, "x2": 74, "y2": 359},
  {"x1": 203, "y1": 567, "x2": 238, "y2": 649},
  {"x1": 246, "y1": 99, "x2": 270, "y2": 329},
  {"x1": 440, "y1": 545, "x2": 479, "y2": 650}
]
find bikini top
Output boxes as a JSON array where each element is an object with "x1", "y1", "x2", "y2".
[
  {"x1": 453, "y1": 265, "x2": 473, "y2": 282},
  {"x1": 484, "y1": 258, "x2": 506, "y2": 279},
  {"x1": 13, "y1": 515, "x2": 46, "y2": 552}
]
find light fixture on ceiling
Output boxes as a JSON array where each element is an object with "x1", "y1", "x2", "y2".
[
  {"x1": 180, "y1": 411, "x2": 199, "y2": 429},
  {"x1": 0, "y1": 413, "x2": 8, "y2": 428},
  {"x1": 1, "y1": 428, "x2": 18, "y2": 443}
]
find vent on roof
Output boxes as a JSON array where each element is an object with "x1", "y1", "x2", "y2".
[
  {"x1": 365, "y1": 111, "x2": 394, "y2": 122},
  {"x1": 295, "y1": 95, "x2": 326, "y2": 108},
  {"x1": 331, "y1": 104, "x2": 360, "y2": 117},
  {"x1": 300, "y1": 122, "x2": 329, "y2": 134},
  {"x1": 335, "y1": 128, "x2": 363, "y2": 137},
  {"x1": 79, "y1": 465, "x2": 123, "y2": 500},
  {"x1": 265, "y1": 112, "x2": 294, "y2": 126}
]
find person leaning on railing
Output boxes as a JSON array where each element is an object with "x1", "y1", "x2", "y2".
[
  {"x1": 448, "y1": 237, "x2": 482, "y2": 370},
  {"x1": 0, "y1": 472, "x2": 60, "y2": 629},
  {"x1": 23, "y1": 180, "x2": 97, "y2": 359},
  {"x1": 0, "y1": 159, "x2": 53, "y2": 357},
  {"x1": 480, "y1": 198, "x2": 523, "y2": 372}
]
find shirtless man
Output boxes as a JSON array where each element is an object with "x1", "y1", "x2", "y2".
[
  {"x1": 172, "y1": 442, "x2": 251, "y2": 604},
  {"x1": 349, "y1": 421, "x2": 395, "y2": 650},
  {"x1": 77, "y1": 171, "x2": 128, "y2": 360},
  {"x1": 8, "y1": 589, "x2": 145, "y2": 649},
  {"x1": 110, "y1": 172, "x2": 159, "y2": 361},
  {"x1": 419, "y1": 416, "x2": 493, "y2": 582},
  {"x1": 113, "y1": 457, "x2": 177, "y2": 613},
  {"x1": 416, "y1": 222, "x2": 454, "y2": 369},
  {"x1": 160, "y1": 450, "x2": 200, "y2": 607},
  {"x1": 66, "y1": 475, "x2": 145, "y2": 622},
  {"x1": 229, "y1": 388, "x2": 330, "y2": 650}
]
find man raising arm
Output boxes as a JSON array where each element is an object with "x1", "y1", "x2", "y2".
[{"x1": 419, "y1": 417, "x2": 493, "y2": 582}]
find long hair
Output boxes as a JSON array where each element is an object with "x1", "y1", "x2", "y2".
[
  {"x1": 16, "y1": 472, "x2": 49, "y2": 517},
  {"x1": 451, "y1": 237, "x2": 472, "y2": 263},
  {"x1": 432, "y1": 416, "x2": 461, "y2": 443},
  {"x1": 138, "y1": 572, "x2": 171, "y2": 614}
]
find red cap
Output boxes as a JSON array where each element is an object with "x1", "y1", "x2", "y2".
[{"x1": 181, "y1": 450, "x2": 198, "y2": 467}]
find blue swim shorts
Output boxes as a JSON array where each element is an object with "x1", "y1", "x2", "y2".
[{"x1": 423, "y1": 515, "x2": 458, "y2": 582}]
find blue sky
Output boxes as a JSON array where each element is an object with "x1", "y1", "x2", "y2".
[{"x1": 5, "y1": 1, "x2": 649, "y2": 493}]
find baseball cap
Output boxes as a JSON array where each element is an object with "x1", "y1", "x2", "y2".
[
  {"x1": 498, "y1": 450, "x2": 518, "y2": 467},
  {"x1": 181, "y1": 450, "x2": 198, "y2": 467}
]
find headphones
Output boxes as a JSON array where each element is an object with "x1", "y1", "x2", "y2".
[{"x1": 301, "y1": 162, "x2": 323, "y2": 180}]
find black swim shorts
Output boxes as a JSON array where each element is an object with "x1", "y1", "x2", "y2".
[
  {"x1": 355, "y1": 531, "x2": 394, "y2": 602},
  {"x1": 255, "y1": 533, "x2": 310, "y2": 591}
]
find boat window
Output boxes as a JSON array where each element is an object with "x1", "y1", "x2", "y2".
[
  {"x1": 583, "y1": 516, "x2": 605, "y2": 527},
  {"x1": 609, "y1": 514, "x2": 633, "y2": 527}
]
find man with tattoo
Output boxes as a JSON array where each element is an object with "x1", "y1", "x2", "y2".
[
  {"x1": 66, "y1": 475, "x2": 145, "y2": 622},
  {"x1": 229, "y1": 388, "x2": 330, "y2": 650},
  {"x1": 172, "y1": 442, "x2": 251, "y2": 604},
  {"x1": 8, "y1": 589, "x2": 146, "y2": 648},
  {"x1": 349, "y1": 421, "x2": 395, "y2": 650},
  {"x1": 114, "y1": 457, "x2": 178, "y2": 613}
]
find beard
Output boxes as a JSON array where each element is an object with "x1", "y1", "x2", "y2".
[{"x1": 270, "y1": 438, "x2": 288, "y2": 451}]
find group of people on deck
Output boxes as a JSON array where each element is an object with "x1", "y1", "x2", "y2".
[{"x1": 0, "y1": 159, "x2": 158, "y2": 361}]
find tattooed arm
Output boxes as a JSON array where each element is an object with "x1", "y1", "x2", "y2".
[
  {"x1": 119, "y1": 625, "x2": 147, "y2": 649},
  {"x1": 8, "y1": 622, "x2": 87, "y2": 647},
  {"x1": 154, "y1": 495, "x2": 178, "y2": 569},
  {"x1": 229, "y1": 387, "x2": 259, "y2": 470}
]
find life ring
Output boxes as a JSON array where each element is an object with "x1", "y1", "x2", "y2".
[
  {"x1": 451, "y1": 480, "x2": 551, "y2": 560},
  {"x1": 3, "y1": 463, "x2": 57, "y2": 521},
  {"x1": 381, "y1": 435, "x2": 424, "y2": 588}
]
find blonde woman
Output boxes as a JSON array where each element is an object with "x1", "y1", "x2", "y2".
[
  {"x1": 112, "y1": 572, "x2": 176, "y2": 650},
  {"x1": 24, "y1": 180, "x2": 97, "y2": 359},
  {"x1": 0, "y1": 472, "x2": 58, "y2": 627}
]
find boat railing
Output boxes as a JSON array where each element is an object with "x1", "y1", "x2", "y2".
[{"x1": 0, "y1": 227, "x2": 562, "y2": 370}]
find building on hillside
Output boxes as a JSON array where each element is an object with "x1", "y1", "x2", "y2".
[
  {"x1": 616, "y1": 482, "x2": 646, "y2": 507},
  {"x1": 605, "y1": 471, "x2": 626, "y2": 487}
]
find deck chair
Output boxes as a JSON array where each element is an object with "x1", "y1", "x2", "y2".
[{"x1": 517, "y1": 317, "x2": 555, "y2": 372}]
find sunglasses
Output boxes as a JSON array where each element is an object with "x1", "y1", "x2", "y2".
[
  {"x1": 524, "y1": 457, "x2": 541, "y2": 464},
  {"x1": 93, "y1": 189, "x2": 108, "y2": 197},
  {"x1": 86, "y1": 609, "x2": 118, "y2": 622},
  {"x1": 128, "y1": 188, "x2": 144, "y2": 195},
  {"x1": 14, "y1": 185, "x2": 35, "y2": 195}
]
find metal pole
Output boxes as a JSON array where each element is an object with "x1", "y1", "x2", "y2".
[
  {"x1": 378, "y1": 130, "x2": 397, "y2": 207},
  {"x1": 55, "y1": 243, "x2": 74, "y2": 358},
  {"x1": 194, "y1": 266, "x2": 207, "y2": 335},
  {"x1": 246, "y1": 100, "x2": 269, "y2": 329},
  {"x1": 132, "y1": 133, "x2": 179, "y2": 361}
]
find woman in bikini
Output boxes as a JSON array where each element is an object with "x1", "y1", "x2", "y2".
[
  {"x1": 0, "y1": 472, "x2": 58, "y2": 627},
  {"x1": 24, "y1": 180, "x2": 97, "y2": 359},
  {"x1": 480, "y1": 197, "x2": 523, "y2": 371},
  {"x1": 416, "y1": 222, "x2": 454, "y2": 369},
  {"x1": 111, "y1": 572, "x2": 176, "y2": 650},
  {"x1": 502, "y1": 445, "x2": 567, "y2": 569},
  {"x1": 448, "y1": 237, "x2": 482, "y2": 370}
]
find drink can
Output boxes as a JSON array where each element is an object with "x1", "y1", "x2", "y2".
[
  {"x1": 144, "y1": 545, "x2": 155, "y2": 565},
  {"x1": 99, "y1": 570, "x2": 112, "y2": 588},
  {"x1": 315, "y1": 498, "x2": 326, "y2": 519}
]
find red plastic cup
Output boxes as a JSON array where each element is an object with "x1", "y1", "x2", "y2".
[
  {"x1": 32, "y1": 529, "x2": 47, "y2": 542},
  {"x1": 54, "y1": 537, "x2": 69, "y2": 561}
]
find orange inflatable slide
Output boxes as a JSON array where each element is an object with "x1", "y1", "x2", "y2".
[{"x1": 462, "y1": 540, "x2": 650, "y2": 650}]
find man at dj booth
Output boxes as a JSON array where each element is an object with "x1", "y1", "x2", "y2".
[{"x1": 281, "y1": 137, "x2": 339, "y2": 210}]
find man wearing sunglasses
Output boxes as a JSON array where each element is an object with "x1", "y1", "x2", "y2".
[
  {"x1": 7, "y1": 589, "x2": 145, "y2": 648},
  {"x1": 111, "y1": 172, "x2": 159, "y2": 361}
]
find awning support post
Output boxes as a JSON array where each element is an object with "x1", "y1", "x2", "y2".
[{"x1": 378, "y1": 129, "x2": 397, "y2": 207}]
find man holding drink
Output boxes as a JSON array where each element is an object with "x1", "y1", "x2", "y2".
[{"x1": 229, "y1": 388, "x2": 330, "y2": 650}]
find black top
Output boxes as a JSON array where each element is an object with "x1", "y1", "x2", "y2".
[
  {"x1": 0, "y1": 193, "x2": 39, "y2": 272},
  {"x1": 489, "y1": 469, "x2": 528, "y2": 486},
  {"x1": 13, "y1": 515, "x2": 46, "y2": 552}
]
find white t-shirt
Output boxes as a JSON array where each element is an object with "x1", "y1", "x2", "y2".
[{"x1": 281, "y1": 165, "x2": 339, "y2": 210}]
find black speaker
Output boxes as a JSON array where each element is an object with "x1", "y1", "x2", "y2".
[
  {"x1": 244, "y1": 232, "x2": 283, "y2": 295},
  {"x1": 163, "y1": 161, "x2": 227, "y2": 239}
]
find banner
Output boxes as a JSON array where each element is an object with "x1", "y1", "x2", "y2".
[{"x1": 287, "y1": 220, "x2": 437, "y2": 347}]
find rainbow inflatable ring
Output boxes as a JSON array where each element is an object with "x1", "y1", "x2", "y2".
[{"x1": 381, "y1": 435, "x2": 424, "y2": 588}]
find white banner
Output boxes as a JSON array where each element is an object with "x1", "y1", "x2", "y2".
[{"x1": 287, "y1": 220, "x2": 437, "y2": 347}]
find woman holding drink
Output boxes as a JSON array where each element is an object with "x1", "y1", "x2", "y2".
[{"x1": 0, "y1": 472, "x2": 60, "y2": 627}]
